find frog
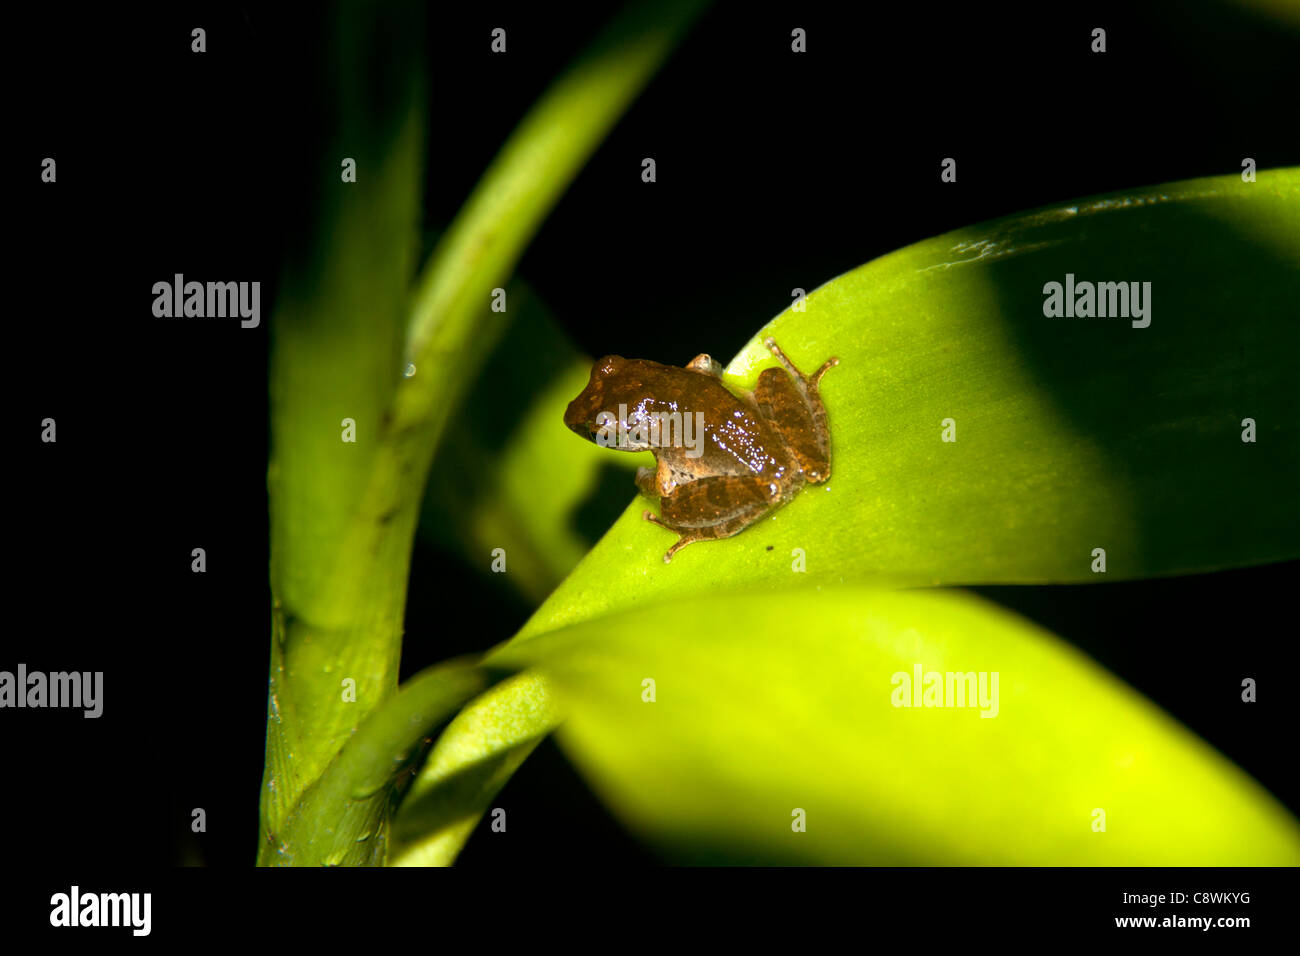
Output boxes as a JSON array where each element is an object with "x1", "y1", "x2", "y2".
[{"x1": 564, "y1": 337, "x2": 839, "y2": 562}]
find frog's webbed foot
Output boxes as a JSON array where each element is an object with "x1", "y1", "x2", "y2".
[{"x1": 685, "y1": 353, "x2": 725, "y2": 377}]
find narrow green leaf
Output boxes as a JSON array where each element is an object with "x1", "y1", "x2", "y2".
[
  {"x1": 519, "y1": 170, "x2": 1300, "y2": 639},
  {"x1": 264, "y1": 0, "x2": 706, "y2": 863},
  {"x1": 492, "y1": 587, "x2": 1300, "y2": 865},
  {"x1": 263, "y1": 0, "x2": 427, "y2": 842},
  {"x1": 395, "y1": 0, "x2": 710, "y2": 454},
  {"x1": 378, "y1": 0, "x2": 710, "y2": 865},
  {"x1": 387, "y1": 673, "x2": 560, "y2": 866},
  {"x1": 419, "y1": 286, "x2": 645, "y2": 601},
  {"x1": 266, "y1": 661, "x2": 489, "y2": 867}
]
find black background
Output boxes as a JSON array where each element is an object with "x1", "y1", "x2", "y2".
[{"x1": 7, "y1": 0, "x2": 1298, "y2": 928}]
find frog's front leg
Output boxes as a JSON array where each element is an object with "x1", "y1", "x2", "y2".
[
  {"x1": 643, "y1": 473, "x2": 783, "y2": 562},
  {"x1": 635, "y1": 466, "x2": 659, "y2": 498},
  {"x1": 636, "y1": 456, "x2": 684, "y2": 499},
  {"x1": 754, "y1": 337, "x2": 839, "y2": 483}
]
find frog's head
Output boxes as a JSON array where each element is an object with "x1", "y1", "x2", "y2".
[{"x1": 564, "y1": 355, "x2": 656, "y2": 450}]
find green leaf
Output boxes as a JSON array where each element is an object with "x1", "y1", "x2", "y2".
[
  {"x1": 519, "y1": 169, "x2": 1300, "y2": 640},
  {"x1": 491, "y1": 587, "x2": 1300, "y2": 865},
  {"x1": 397, "y1": 0, "x2": 710, "y2": 452},
  {"x1": 387, "y1": 672, "x2": 561, "y2": 866},
  {"x1": 389, "y1": 170, "x2": 1299, "y2": 865},
  {"x1": 268, "y1": 661, "x2": 490, "y2": 867},
  {"x1": 419, "y1": 286, "x2": 646, "y2": 602},
  {"x1": 263, "y1": 0, "x2": 707, "y2": 863},
  {"x1": 263, "y1": 0, "x2": 428, "y2": 847}
]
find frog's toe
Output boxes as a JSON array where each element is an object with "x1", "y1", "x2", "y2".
[
  {"x1": 663, "y1": 533, "x2": 703, "y2": 563},
  {"x1": 811, "y1": 356, "x2": 840, "y2": 386}
]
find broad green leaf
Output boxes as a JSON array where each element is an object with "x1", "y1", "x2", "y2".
[
  {"x1": 519, "y1": 170, "x2": 1300, "y2": 639},
  {"x1": 393, "y1": 169, "x2": 1300, "y2": 865},
  {"x1": 491, "y1": 587, "x2": 1300, "y2": 865}
]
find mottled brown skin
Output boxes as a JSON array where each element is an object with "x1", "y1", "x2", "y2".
[{"x1": 563, "y1": 338, "x2": 839, "y2": 562}]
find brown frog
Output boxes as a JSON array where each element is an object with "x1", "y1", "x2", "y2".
[{"x1": 564, "y1": 337, "x2": 839, "y2": 562}]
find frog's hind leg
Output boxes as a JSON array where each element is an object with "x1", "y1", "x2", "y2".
[
  {"x1": 764, "y1": 336, "x2": 838, "y2": 388},
  {"x1": 642, "y1": 513, "x2": 701, "y2": 563},
  {"x1": 685, "y1": 353, "x2": 725, "y2": 377},
  {"x1": 644, "y1": 474, "x2": 780, "y2": 563},
  {"x1": 755, "y1": 337, "x2": 839, "y2": 483}
]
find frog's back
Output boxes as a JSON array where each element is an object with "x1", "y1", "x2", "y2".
[{"x1": 695, "y1": 380, "x2": 792, "y2": 480}]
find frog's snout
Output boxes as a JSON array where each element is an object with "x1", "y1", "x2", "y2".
[{"x1": 563, "y1": 389, "x2": 599, "y2": 438}]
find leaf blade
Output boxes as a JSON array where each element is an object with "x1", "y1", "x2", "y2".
[
  {"x1": 519, "y1": 170, "x2": 1300, "y2": 639},
  {"x1": 493, "y1": 587, "x2": 1300, "y2": 865}
]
